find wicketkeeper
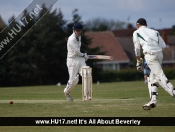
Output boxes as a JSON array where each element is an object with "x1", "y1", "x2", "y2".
[
  {"x1": 133, "y1": 18, "x2": 175, "y2": 110},
  {"x1": 63, "y1": 23, "x2": 90, "y2": 101}
]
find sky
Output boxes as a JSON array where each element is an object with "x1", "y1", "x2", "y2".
[{"x1": 0, "y1": 0, "x2": 175, "y2": 29}]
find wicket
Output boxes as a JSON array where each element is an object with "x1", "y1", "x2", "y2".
[{"x1": 82, "y1": 67, "x2": 93, "y2": 101}]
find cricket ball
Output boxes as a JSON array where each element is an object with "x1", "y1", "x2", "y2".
[{"x1": 9, "y1": 101, "x2": 13, "y2": 104}]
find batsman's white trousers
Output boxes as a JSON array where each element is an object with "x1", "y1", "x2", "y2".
[
  {"x1": 144, "y1": 51, "x2": 167, "y2": 84},
  {"x1": 67, "y1": 57, "x2": 86, "y2": 81},
  {"x1": 64, "y1": 57, "x2": 86, "y2": 94}
]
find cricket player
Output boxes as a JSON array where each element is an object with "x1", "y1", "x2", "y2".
[
  {"x1": 133, "y1": 18, "x2": 175, "y2": 110},
  {"x1": 63, "y1": 23, "x2": 89, "y2": 101}
]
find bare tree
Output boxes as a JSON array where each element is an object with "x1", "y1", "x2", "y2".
[{"x1": 85, "y1": 18, "x2": 129, "y2": 31}]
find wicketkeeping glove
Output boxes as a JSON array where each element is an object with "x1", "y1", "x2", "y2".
[{"x1": 136, "y1": 58, "x2": 143, "y2": 72}]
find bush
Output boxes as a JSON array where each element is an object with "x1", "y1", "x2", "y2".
[
  {"x1": 95, "y1": 69, "x2": 143, "y2": 82},
  {"x1": 164, "y1": 68, "x2": 175, "y2": 80},
  {"x1": 95, "y1": 68, "x2": 175, "y2": 83}
]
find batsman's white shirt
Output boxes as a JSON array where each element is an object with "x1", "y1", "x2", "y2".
[
  {"x1": 133, "y1": 26, "x2": 167, "y2": 84},
  {"x1": 67, "y1": 32, "x2": 84, "y2": 58},
  {"x1": 67, "y1": 32, "x2": 86, "y2": 83}
]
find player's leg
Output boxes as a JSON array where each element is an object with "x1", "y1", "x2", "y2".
[
  {"x1": 156, "y1": 52, "x2": 175, "y2": 97},
  {"x1": 157, "y1": 71, "x2": 175, "y2": 97},
  {"x1": 64, "y1": 74, "x2": 79, "y2": 101},
  {"x1": 143, "y1": 54, "x2": 160, "y2": 110},
  {"x1": 142, "y1": 75, "x2": 158, "y2": 110},
  {"x1": 146, "y1": 53, "x2": 175, "y2": 97},
  {"x1": 64, "y1": 59, "x2": 79, "y2": 101},
  {"x1": 153, "y1": 52, "x2": 174, "y2": 97}
]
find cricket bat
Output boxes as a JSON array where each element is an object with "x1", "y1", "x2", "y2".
[{"x1": 88, "y1": 55, "x2": 113, "y2": 60}]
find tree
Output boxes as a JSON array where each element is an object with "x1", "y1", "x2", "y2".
[
  {"x1": 127, "y1": 23, "x2": 134, "y2": 29},
  {"x1": 1, "y1": 7, "x2": 104, "y2": 86},
  {"x1": 4, "y1": 6, "x2": 68, "y2": 86},
  {"x1": 0, "y1": 18, "x2": 6, "y2": 86},
  {"x1": 0, "y1": 15, "x2": 5, "y2": 29},
  {"x1": 85, "y1": 18, "x2": 128, "y2": 31}
]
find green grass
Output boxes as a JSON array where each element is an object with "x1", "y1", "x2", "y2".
[{"x1": 0, "y1": 81, "x2": 175, "y2": 132}]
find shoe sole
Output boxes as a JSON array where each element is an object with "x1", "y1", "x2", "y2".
[
  {"x1": 142, "y1": 103, "x2": 156, "y2": 110},
  {"x1": 67, "y1": 98, "x2": 73, "y2": 101}
]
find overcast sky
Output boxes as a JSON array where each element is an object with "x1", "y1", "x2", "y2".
[{"x1": 0, "y1": 0, "x2": 175, "y2": 29}]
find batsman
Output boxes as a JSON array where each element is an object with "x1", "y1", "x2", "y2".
[
  {"x1": 63, "y1": 23, "x2": 91, "y2": 101},
  {"x1": 133, "y1": 18, "x2": 175, "y2": 110}
]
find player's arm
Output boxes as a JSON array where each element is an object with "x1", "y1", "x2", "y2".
[
  {"x1": 70, "y1": 38, "x2": 84, "y2": 57},
  {"x1": 157, "y1": 32, "x2": 166, "y2": 49},
  {"x1": 70, "y1": 38, "x2": 88, "y2": 60},
  {"x1": 133, "y1": 32, "x2": 141, "y2": 60},
  {"x1": 133, "y1": 31, "x2": 143, "y2": 71}
]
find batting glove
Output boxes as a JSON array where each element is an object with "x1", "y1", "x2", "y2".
[
  {"x1": 136, "y1": 58, "x2": 143, "y2": 72},
  {"x1": 83, "y1": 53, "x2": 89, "y2": 61}
]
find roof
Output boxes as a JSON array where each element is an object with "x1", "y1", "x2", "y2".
[
  {"x1": 167, "y1": 36, "x2": 175, "y2": 45},
  {"x1": 113, "y1": 28, "x2": 175, "y2": 63},
  {"x1": 112, "y1": 29, "x2": 135, "y2": 37},
  {"x1": 85, "y1": 31, "x2": 129, "y2": 63},
  {"x1": 116, "y1": 37, "x2": 135, "y2": 62},
  {"x1": 158, "y1": 28, "x2": 175, "y2": 36},
  {"x1": 163, "y1": 46, "x2": 175, "y2": 63}
]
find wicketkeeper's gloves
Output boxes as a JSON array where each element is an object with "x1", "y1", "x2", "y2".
[
  {"x1": 83, "y1": 53, "x2": 89, "y2": 61},
  {"x1": 136, "y1": 58, "x2": 143, "y2": 72}
]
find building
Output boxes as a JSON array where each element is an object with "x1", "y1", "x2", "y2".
[
  {"x1": 112, "y1": 29, "x2": 135, "y2": 66},
  {"x1": 161, "y1": 29, "x2": 175, "y2": 67},
  {"x1": 113, "y1": 28, "x2": 175, "y2": 68},
  {"x1": 85, "y1": 31, "x2": 129, "y2": 70}
]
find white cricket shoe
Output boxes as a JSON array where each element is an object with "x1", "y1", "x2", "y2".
[
  {"x1": 64, "y1": 93, "x2": 73, "y2": 101},
  {"x1": 84, "y1": 96, "x2": 87, "y2": 101},
  {"x1": 88, "y1": 96, "x2": 91, "y2": 100},
  {"x1": 142, "y1": 96, "x2": 157, "y2": 110},
  {"x1": 88, "y1": 94, "x2": 92, "y2": 100}
]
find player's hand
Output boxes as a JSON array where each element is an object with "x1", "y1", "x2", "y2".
[
  {"x1": 136, "y1": 58, "x2": 143, "y2": 72},
  {"x1": 83, "y1": 53, "x2": 89, "y2": 61}
]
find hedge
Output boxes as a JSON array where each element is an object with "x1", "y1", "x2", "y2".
[{"x1": 95, "y1": 68, "x2": 175, "y2": 83}]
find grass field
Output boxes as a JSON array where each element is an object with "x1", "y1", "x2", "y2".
[{"x1": 0, "y1": 80, "x2": 175, "y2": 132}]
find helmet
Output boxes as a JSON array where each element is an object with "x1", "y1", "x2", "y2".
[{"x1": 73, "y1": 23, "x2": 83, "y2": 30}]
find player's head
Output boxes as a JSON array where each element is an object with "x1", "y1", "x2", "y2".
[
  {"x1": 73, "y1": 23, "x2": 83, "y2": 37},
  {"x1": 136, "y1": 18, "x2": 147, "y2": 29}
]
